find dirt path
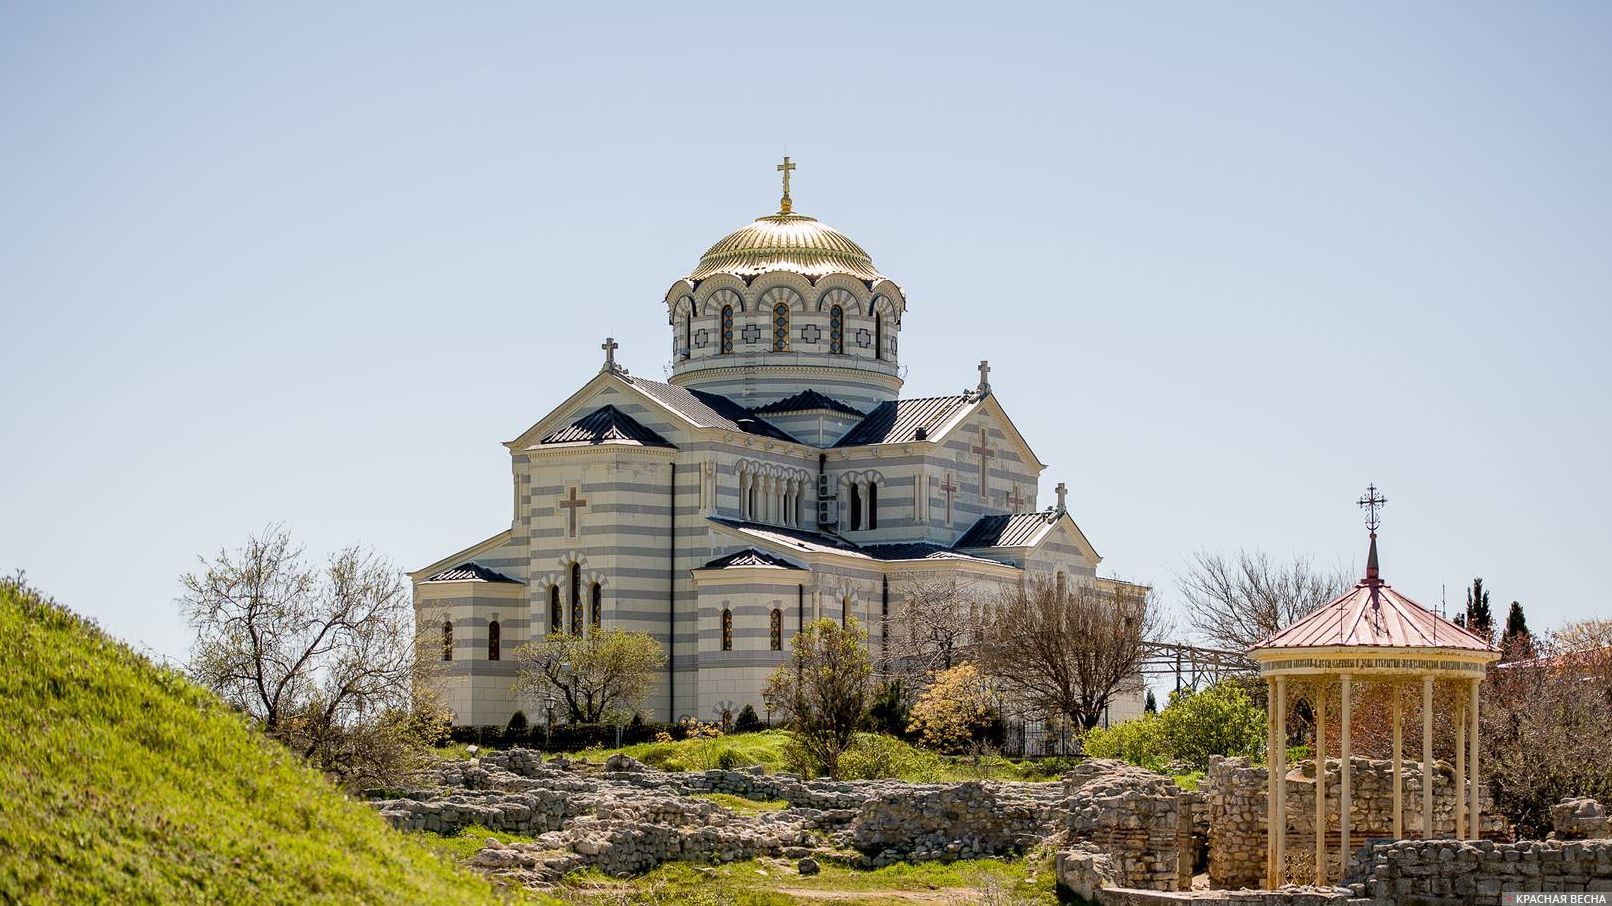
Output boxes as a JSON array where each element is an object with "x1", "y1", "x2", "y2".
[{"x1": 772, "y1": 887, "x2": 978, "y2": 904}]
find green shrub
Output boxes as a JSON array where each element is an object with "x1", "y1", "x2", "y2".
[
  {"x1": 1082, "y1": 681, "x2": 1265, "y2": 772},
  {"x1": 733, "y1": 704, "x2": 764, "y2": 733},
  {"x1": 503, "y1": 710, "x2": 529, "y2": 746}
]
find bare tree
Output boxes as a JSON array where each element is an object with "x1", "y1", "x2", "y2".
[
  {"x1": 978, "y1": 576, "x2": 1161, "y2": 731},
  {"x1": 514, "y1": 627, "x2": 665, "y2": 724},
  {"x1": 763, "y1": 617, "x2": 873, "y2": 778},
  {"x1": 882, "y1": 572, "x2": 983, "y2": 680},
  {"x1": 180, "y1": 526, "x2": 441, "y2": 784},
  {"x1": 1176, "y1": 550, "x2": 1351, "y2": 651}
]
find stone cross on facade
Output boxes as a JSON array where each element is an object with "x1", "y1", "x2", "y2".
[
  {"x1": 601, "y1": 337, "x2": 619, "y2": 373},
  {"x1": 777, "y1": 156, "x2": 796, "y2": 214},
  {"x1": 1006, "y1": 484, "x2": 1025, "y2": 511},
  {"x1": 976, "y1": 359, "x2": 991, "y2": 396},
  {"x1": 939, "y1": 472, "x2": 959, "y2": 526},
  {"x1": 970, "y1": 426, "x2": 995, "y2": 499},
  {"x1": 1054, "y1": 481, "x2": 1068, "y2": 514},
  {"x1": 559, "y1": 486, "x2": 589, "y2": 537}
]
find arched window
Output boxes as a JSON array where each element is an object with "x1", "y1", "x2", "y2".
[
  {"x1": 721, "y1": 608, "x2": 733, "y2": 651},
  {"x1": 682, "y1": 310, "x2": 691, "y2": 360},
  {"x1": 488, "y1": 620, "x2": 501, "y2": 661},
  {"x1": 770, "y1": 608, "x2": 782, "y2": 651},
  {"x1": 772, "y1": 302, "x2": 790, "y2": 352},
  {"x1": 720, "y1": 305, "x2": 734, "y2": 354},
  {"x1": 569, "y1": 563, "x2": 583, "y2": 635},
  {"x1": 590, "y1": 582, "x2": 602, "y2": 630},
  {"x1": 875, "y1": 311, "x2": 884, "y2": 360},
  {"x1": 442, "y1": 620, "x2": 453, "y2": 661},
  {"x1": 848, "y1": 483, "x2": 862, "y2": 531},
  {"x1": 829, "y1": 305, "x2": 844, "y2": 354},
  {"x1": 549, "y1": 586, "x2": 562, "y2": 634},
  {"x1": 867, "y1": 482, "x2": 878, "y2": 530}
]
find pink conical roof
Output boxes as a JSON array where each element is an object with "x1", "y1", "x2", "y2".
[{"x1": 1252, "y1": 579, "x2": 1496, "y2": 652}]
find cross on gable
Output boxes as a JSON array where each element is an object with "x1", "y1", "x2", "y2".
[
  {"x1": 559, "y1": 486, "x2": 589, "y2": 537},
  {"x1": 1006, "y1": 484, "x2": 1026, "y2": 511},
  {"x1": 939, "y1": 472, "x2": 959, "y2": 526},
  {"x1": 969, "y1": 426, "x2": 995, "y2": 498}
]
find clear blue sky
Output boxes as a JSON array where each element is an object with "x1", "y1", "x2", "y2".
[{"x1": 3, "y1": 2, "x2": 1609, "y2": 663}]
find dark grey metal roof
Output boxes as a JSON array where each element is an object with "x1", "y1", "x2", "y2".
[
  {"x1": 423, "y1": 562, "x2": 522, "y2": 583},
  {"x1": 751, "y1": 389, "x2": 863, "y2": 417},
  {"x1": 539, "y1": 405, "x2": 674, "y2": 448},
  {"x1": 709, "y1": 518, "x2": 1003, "y2": 566},
  {"x1": 627, "y1": 377, "x2": 798, "y2": 442},
  {"x1": 861, "y1": 542, "x2": 997, "y2": 563},
  {"x1": 700, "y1": 548, "x2": 806, "y2": 570},
  {"x1": 953, "y1": 512, "x2": 1058, "y2": 549},
  {"x1": 834, "y1": 395, "x2": 975, "y2": 447}
]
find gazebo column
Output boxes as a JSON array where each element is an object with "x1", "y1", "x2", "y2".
[
  {"x1": 1455, "y1": 696, "x2": 1467, "y2": 839},
  {"x1": 1266, "y1": 677, "x2": 1279, "y2": 887},
  {"x1": 1275, "y1": 676, "x2": 1287, "y2": 885},
  {"x1": 1469, "y1": 678, "x2": 1482, "y2": 838},
  {"x1": 1315, "y1": 683, "x2": 1327, "y2": 885},
  {"x1": 1392, "y1": 681, "x2": 1403, "y2": 839},
  {"x1": 1340, "y1": 673, "x2": 1352, "y2": 865},
  {"x1": 1422, "y1": 675, "x2": 1435, "y2": 838}
]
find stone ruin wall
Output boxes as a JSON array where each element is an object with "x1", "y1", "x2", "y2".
[{"x1": 1204, "y1": 754, "x2": 1504, "y2": 889}]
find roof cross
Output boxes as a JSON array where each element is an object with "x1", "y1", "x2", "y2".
[
  {"x1": 1357, "y1": 483, "x2": 1387, "y2": 533},
  {"x1": 601, "y1": 337, "x2": 620, "y2": 373},
  {"x1": 777, "y1": 157, "x2": 796, "y2": 214}
]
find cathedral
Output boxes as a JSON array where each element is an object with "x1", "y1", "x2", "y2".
[{"x1": 412, "y1": 161, "x2": 1144, "y2": 727}]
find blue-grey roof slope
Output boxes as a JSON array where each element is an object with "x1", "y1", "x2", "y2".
[
  {"x1": 701, "y1": 548, "x2": 806, "y2": 570},
  {"x1": 834, "y1": 395, "x2": 974, "y2": 447},
  {"x1": 423, "y1": 562, "x2": 522, "y2": 583},
  {"x1": 751, "y1": 389, "x2": 863, "y2": 417},
  {"x1": 539, "y1": 405, "x2": 674, "y2": 448},
  {"x1": 953, "y1": 512, "x2": 1059, "y2": 548},
  {"x1": 627, "y1": 377, "x2": 798, "y2": 442}
]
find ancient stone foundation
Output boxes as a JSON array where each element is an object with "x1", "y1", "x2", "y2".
[{"x1": 1203, "y1": 754, "x2": 1504, "y2": 889}]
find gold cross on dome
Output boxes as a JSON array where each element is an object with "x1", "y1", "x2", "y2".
[{"x1": 777, "y1": 156, "x2": 796, "y2": 214}]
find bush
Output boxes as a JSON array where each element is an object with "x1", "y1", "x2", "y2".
[
  {"x1": 733, "y1": 704, "x2": 764, "y2": 733},
  {"x1": 1081, "y1": 680, "x2": 1265, "y2": 772},
  {"x1": 865, "y1": 678, "x2": 911, "y2": 738},
  {"x1": 503, "y1": 711, "x2": 529, "y2": 746},
  {"x1": 906, "y1": 665, "x2": 997, "y2": 754}
]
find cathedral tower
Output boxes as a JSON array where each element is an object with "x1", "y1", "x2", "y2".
[{"x1": 662, "y1": 158, "x2": 906, "y2": 413}]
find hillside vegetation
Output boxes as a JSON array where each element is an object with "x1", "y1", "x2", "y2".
[{"x1": 0, "y1": 578, "x2": 520, "y2": 905}]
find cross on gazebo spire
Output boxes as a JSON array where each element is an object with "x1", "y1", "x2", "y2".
[{"x1": 1358, "y1": 483, "x2": 1387, "y2": 585}]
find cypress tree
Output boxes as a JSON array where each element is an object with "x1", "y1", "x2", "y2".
[
  {"x1": 1464, "y1": 578, "x2": 1494, "y2": 644},
  {"x1": 1501, "y1": 600, "x2": 1534, "y2": 660}
]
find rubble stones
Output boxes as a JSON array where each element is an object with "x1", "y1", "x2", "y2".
[{"x1": 1551, "y1": 797, "x2": 1612, "y2": 840}]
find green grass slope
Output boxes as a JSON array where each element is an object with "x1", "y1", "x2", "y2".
[{"x1": 0, "y1": 580, "x2": 517, "y2": 905}]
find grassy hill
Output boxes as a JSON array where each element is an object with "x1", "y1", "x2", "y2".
[{"x1": 0, "y1": 578, "x2": 521, "y2": 905}]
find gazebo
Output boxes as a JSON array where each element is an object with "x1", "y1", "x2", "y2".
[{"x1": 1248, "y1": 486, "x2": 1500, "y2": 887}]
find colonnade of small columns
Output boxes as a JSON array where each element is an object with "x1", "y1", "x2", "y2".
[
  {"x1": 1264, "y1": 673, "x2": 1485, "y2": 887},
  {"x1": 737, "y1": 467, "x2": 807, "y2": 528}
]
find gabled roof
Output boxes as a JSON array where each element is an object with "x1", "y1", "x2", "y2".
[
  {"x1": 708, "y1": 518, "x2": 1004, "y2": 566},
  {"x1": 422, "y1": 562, "x2": 522, "y2": 584},
  {"x1": 700, "y1": 548, "x2": 805, "y2": 570},
  {"x1": 1253, "y1": 580, "x2": 1496, "y2": 652},
  {"x1": 835, "y1": 395, "x2": 976, "y2": 447},
  {"x1": 751, "y1": 389, "x2": 863, "y2": 417},
  {"x1": 538, "y1": 405, "x2": 674, "y2": 448},
  {"x1": 954, "y1": 511, "x2": 1060, "y2": 549},
  {"x1": 626, "y1": 376, "x2": 798, "y2": 442}
]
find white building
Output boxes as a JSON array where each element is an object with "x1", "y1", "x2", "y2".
[{"x1": 411, "y1": 163, "x2": 1145, "y2": 728}]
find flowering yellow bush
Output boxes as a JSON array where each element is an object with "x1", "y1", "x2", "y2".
[{"x1": 906, "y1": 664, "x2": 996, "y2": 754}]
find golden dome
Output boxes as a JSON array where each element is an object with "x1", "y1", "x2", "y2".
[{"x1": 689, "y1": 213, "x2": 884, "y2": 283}]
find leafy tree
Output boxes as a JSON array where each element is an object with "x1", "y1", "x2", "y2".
[
  {"x1": 733, "y1": 703, "x2": 764, "y2": 733},
  {"x1": 1501, "y1": 600, "x2": 1535, "y2": 661},
  {"x1": 906, "y1": 664, "x2": 997, "y2": 754},
  {"x1": 763, "y1": 618, "x2": 873, "y2": 779},
  {"x1": 1462, "y1": 578, "x2": 1495, "y2": 644},
  {"x1": 180, "y1": 527, "x2": 440, "y2": 785},
  {"x1": 979, "y1": 576, "x2": 1160, "y2": 731},
  {"x1": 865, "y1": 677, "x2": 912, "y2": 737},
  {"x1": 1082, "y1": 680, "x2": 1265, "y2": 772},
  {"x1": 514, "y1": 628, "x2": 665, "y2": 724},
  {"x1": 1176, "y1": 550, "x2": 1350, "y2": 651},
  {"x1": 504, "y1": 710, "x2": 529, "y2": 745}
]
